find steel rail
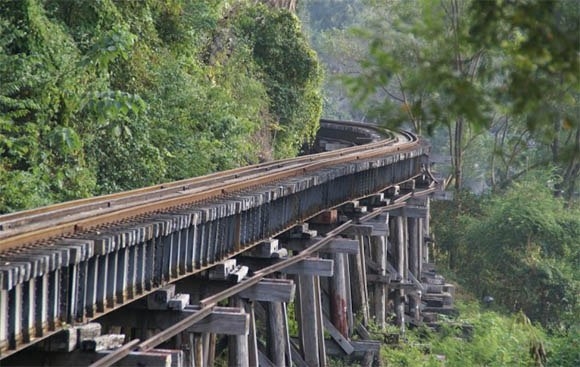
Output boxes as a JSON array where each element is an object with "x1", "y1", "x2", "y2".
[
  {"x1": 0, "y1": 119, "x2": 426, "y2": 363},
  {"x1": 0, "y1": 120, "x2": 394, "y2": 231},
  {"x1": 0, "y1": 132, "x2": 419, "y2": 253},
  {"x1": 0, "y1": 125, "x2": 401, "y2": 234}
]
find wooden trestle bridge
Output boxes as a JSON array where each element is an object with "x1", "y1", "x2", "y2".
[{"x1": 0, "y1": 119, "x2": 454, "y2": 366}]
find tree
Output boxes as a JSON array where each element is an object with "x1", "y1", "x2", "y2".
[
  {"x1": 298, "y1": 0, "x2": 375, "y2": 121},
  {"x1": 260, "y1": 0, "x2": 297, "y2": 12},
  {"x1": 469, "y1": 0, "x2": 580, "y2": 203},
  {"x1": 0, "y1": 0, "x2": 323, "y2": 212},
  {"x1": 234, "y1": 3, "x2": 323, "y2": 158},
  {"x1": 334, "y1": 0, "x2": 579, "y2": 199},
  {"x1": 437, "y1": 172, "x2": 580, "y2": 329},
  {"x1": 342, "y1": 0, "x2": 493, "y2": 191}
]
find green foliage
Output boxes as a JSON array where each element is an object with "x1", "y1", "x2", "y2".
[
  {"x1": 234, "y1": 4, "x2": 323, "y2": 157},
  {"x1": 379, "y1": 299, "x2": 556, "y2": 367},
  {"x1": 341, "y1": 0, "x2": 489, "y2": 131},
  {"x1": 300, "y1": 0, "x2": 579, "y2": 198},
  {"x1": 548, "y1": 326, "x2": 580, "y2": 367},
  {"x1": 1, "y1": 0, "x2": 323, "y2": 213},
  {"x1": 0, "y1": 0, "x2": 99, "y2": 207},
  {"x1": 433, "y1": 171, "x2": 580, "y2": 329},
  {"x1": 469, "y1": 0, "x2": 579, "y2": 133}
]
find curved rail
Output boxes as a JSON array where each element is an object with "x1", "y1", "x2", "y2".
[
  {"x1": 0, "y1": 120, "x2": 418, "y2": 254},
  {"x1": 0, "y1": 119, "x2": 427, "y2": 361}
]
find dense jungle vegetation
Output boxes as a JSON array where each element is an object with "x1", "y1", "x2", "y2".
[
  {"x1": 0, "y1": 0, "x2": 322, "y2": 213},
  {"x1": 299, "y1": 0, "x2": 578, "y2": 365},
  {"x1": 1, "y1": 0, "x2": 578, "y2": 365}
]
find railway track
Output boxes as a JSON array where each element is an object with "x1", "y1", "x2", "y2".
[
  {"x1": 0, "y1": 119, "x2": 429, "y2": 361},
  {"x1": 0, "y1": 119, "x2": 418, "y2": 254}
]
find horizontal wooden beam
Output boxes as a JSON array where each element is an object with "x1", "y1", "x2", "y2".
[
  {"x1": 237, "y1": 279, "x2": 295, "y2": 303},
  {"x1": 279, "y1": 257, "x2": 333, "y2": 277},
  {"x1": 366, "y1": 274, "x2": 391, "y2": 284},
  {"x1": 98, "y1": 305, "x2": 248, "y2": 335},
  {"x1": 100, "y1": 348, "x2": 181, "y2": 367},
  {"x1": 237, "y1": 256, "x2": 334, "y2": 276},
  {"x1": 387, "y1": 282, "x2": 417, "y2": 291},
  {"x1": 341, "y1": 225, "x2": 373, "y2": 236},
  {"x1": 388, "y1": 207, "x2": 428, "y2": 218},
  {"x1": 283, "y1": 237, "x2": 359, "y2": 254},
  {"x1": 364, "y1": 214, "x2": 389, "y2": 236},
  {"x1": 188, "y1": 308, "x2": 248, "y2": 335}
]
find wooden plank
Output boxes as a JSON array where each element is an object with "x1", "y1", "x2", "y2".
[
  {"x1": 359, "y1": 235, "x2": 370, "y2": 325},
  {"x1": 396, "y1": 216, "x2": 406, "y2": 330},
  {"x1": 280, "y1": 258, "x2": 333, "y2": 277},
  {"x1": 344, "y1": 254, "x2": 354, "y2": 335},
  {"x1": 146, "y1": 285, "x2": 175, "y2": 310},
  {"x1": 409, "y1": 218, "x2": 419, "y2": 278},
  {"x1": 323, "y1": 316, "x2": 354, "y2": 355},
  {"x1": 208, "y1": 259, "x2": 237, "y2": 280},
  {"x1": 234, "y1": 331, "x2": 249, "y2": 367},
  {"x1": 349, "y1": 236, "x2": 368, "y2": 326},
  {"x1": 245, "y1": 302, "x2": 258, "y2": 367},
  {"x1": 236, "y1": 256, "x2": 333, "y2": 277},
  {"x1": 289, "y1": 340, "x2": 309, "y2": 367},
  {"x1": 389, "y1": 207, "x2": 428, "y2": 218},
  {"x1": 194, "y1": 333, "x2": 203, "y2": 367},
  {"x1": 81, "y1": 334, "x2": 125, "y2": 351},
  {"x1": 342, "y1": 225, "x2": 373, "y2": 236},
  {"x1": 365, "y1": 213, "x2": 390, "y2": 237},
  {"x1": 283, "y1": 237, "x2": 359, "y2": 254},
  {"x1": 388, "y1": 281, "x2": 417, "y2": 291},
  {"x1": 330, "y1": 254, "x2": 348, "y2": 337},
  {"x1": 267, "y1": 302, "x2": 286, "y2": 366},
  {"x1": 352, "y1": 339, "x2": 382, "y2": 352},
  {"x1": 149, "y1": 349, "x2": 183, "y2": 367},
  {"x1": 356, "y1": 324, "x2": 371, "y2": 340},
  {"x1": 228, "y1": 297, "x2": 249, "y2": 367},
  {"x1": 206, "y1": 333, "x2": 216, "y2": 367},
  {"x1": 314, "y1": 276, "x2": 326, "y2": 367},
  {"x1": 106, "y1": 350, "x2": 172, "y2": 367},
  {"x1": 188, "y1": 310, "x2": 248, "y2": 335},
  {"x1": 258, "y1": 350, "x2": 276, "y2": 367},
  {"x1": 297, "y1": 275, "x2": 319, "y2": 366},
  {"x1": 366, "y1": 274, "x2": 391, "y2": 284},
  {"x1": 371, "y1": 233, "x2": 387, "y2": 328},
  {"x1": 237, "y1": 279, "x2": 295, "y2": 303},
  {"x1": 282, "y1": 302, "x2": 292, "y2": 365},
  {"x1": 228, "y1": 266, "x2": 249, "y2": 283},
  {"x1": 325, "y1": 238, "x2": 360, "y2": 254}
]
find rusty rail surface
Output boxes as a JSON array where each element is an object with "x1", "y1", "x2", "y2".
[
  {"x1": 0, "y1": 120, "x2": 415, "y2": 253},
  {"x1": 0, "y1": 119, "x2": 428, "y2": 360}
]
